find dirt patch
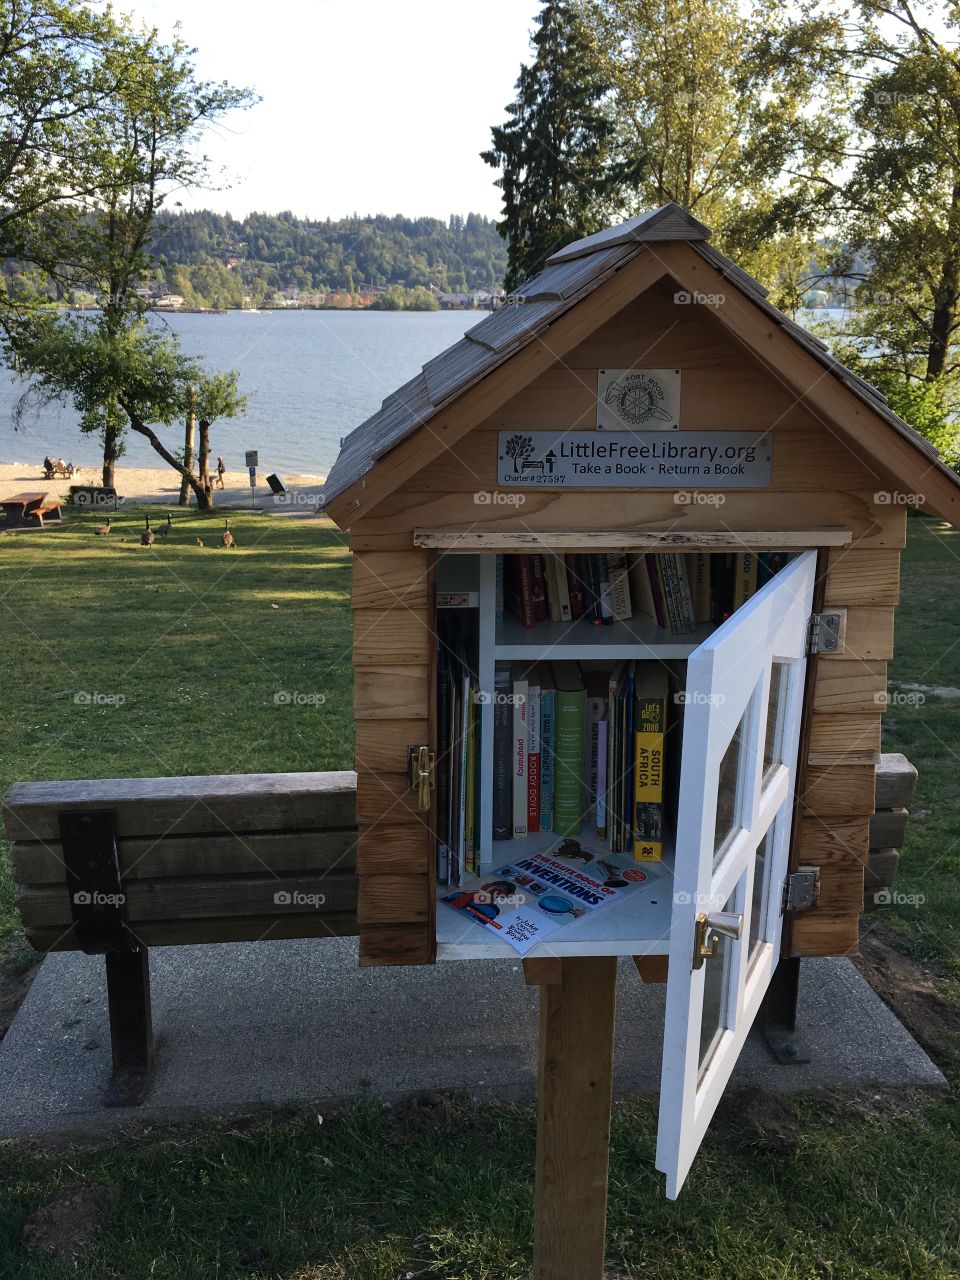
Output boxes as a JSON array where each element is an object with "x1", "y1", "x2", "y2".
[
  {"x1": 0, "y1": 939, "x2": 41, "y2": 1041},
  {"x1": 386, "y1": 1091, "x2": 465, "y2": 1142},
  {"x1": 715, "y1": 1086, "x2": 800, "y2": 1152},
  {"x1": 855, "y1": 928, "x2": 960, "y2": 1058},
  {"x1": 22, "y1": 1181, "x2": 112, "y2": 1258}
]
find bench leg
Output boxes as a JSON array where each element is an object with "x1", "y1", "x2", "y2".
[{"x1": 103, "y1": 945, "x2": 155, "y2": 1106}]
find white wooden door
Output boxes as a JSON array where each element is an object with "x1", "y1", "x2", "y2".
[{"x1": 656, "y1": 550, "x2": 817, "y2": 1199}]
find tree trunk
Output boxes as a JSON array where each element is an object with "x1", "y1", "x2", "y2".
[
  {"x1": 120, "y1": 402, "x2": 212, "y2": 510},
  {"x1": 198, "y1": 418, "x2": 214, "y2": 509},
  {"x1": 927, "y1": 187, "x2": 960, "y2": 380},
  {"x1": 102, "y1": 421, "x2": 119, "y2": 489},
  {"x1": 178, "y1": 386, "x2": 196, "y2": 506}
]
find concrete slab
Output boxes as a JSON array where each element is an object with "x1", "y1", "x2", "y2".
[{"x1": 0, "y1": 939, "x2": 945, "y2": 1140}]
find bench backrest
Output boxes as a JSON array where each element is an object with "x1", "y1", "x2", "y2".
[{"x1": 2, "y1": 771, "x2": 358, "y2": 951}]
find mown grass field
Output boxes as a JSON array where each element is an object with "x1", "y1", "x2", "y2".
[{"x1": 0, "y1": 508, "x2": 957, "y2": 1280}]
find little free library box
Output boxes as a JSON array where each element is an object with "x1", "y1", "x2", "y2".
[{"x1": 323, "y1": 204, "x2": 960, "y2": 1227}]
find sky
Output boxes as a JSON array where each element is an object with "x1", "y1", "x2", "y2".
[{"x1": 127, "y1": 0, "x2": 538, "y2": 222}]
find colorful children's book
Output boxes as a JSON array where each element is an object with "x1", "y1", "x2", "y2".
[{"x1": 440, "y1": 839, "x2": 650, "y2": 955}]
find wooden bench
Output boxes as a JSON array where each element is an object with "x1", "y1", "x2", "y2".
[
  {"x1": 3, "y1": 771, "x2": 358, "y2": 1104},
  {"x1": 0, "y1": 491, "x2": 63, "y2": 528}
]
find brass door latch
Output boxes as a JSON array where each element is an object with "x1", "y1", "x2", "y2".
[
  {"x1": 692, "y1": 910, "x2": 744, "y2": 970},
  {"x1": 408, "y1": 745, "x2": 436, "y2": 812}
]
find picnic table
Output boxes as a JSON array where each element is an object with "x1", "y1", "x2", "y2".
[{"x1": 0, "y1": 491, "x2": 63, "y2": 529}]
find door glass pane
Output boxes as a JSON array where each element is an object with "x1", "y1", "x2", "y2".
[
  {"x1": 748, "y1": 832, "x2": 770, "y2": 961},
  {"x1": 763, "y1": 663, "x2": 787, "y2": 777},
  {"x1": 699, "y1": 891, "x2": 736, "y2": 1076},
  {"x1": 714, "y1": 717, "x2": 745, "y2": 858}
]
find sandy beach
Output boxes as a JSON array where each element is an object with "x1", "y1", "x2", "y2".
[{"x1": 0, "y1": 462, "x2": 328, "y2": 513}]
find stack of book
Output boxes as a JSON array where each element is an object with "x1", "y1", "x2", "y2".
[
  {"x1": 500, "y1": 551, "x2": 790, "y2": 636},
  {"x1": 492, "y1": 660, "x2": 671, "y2": 863},
  {"x1": 436, "y1": 613, "x2": 481, "y2": 886}
]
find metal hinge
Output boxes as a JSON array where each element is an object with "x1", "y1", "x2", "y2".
[
  {"x1": 782, "y1": 866, "x2": 820, "y2": 913},
  {"x1": 808, "y1": 610, "x2": 844, "y2": 655}
]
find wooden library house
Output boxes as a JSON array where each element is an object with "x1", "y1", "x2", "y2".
[{"x1": 323, "y1": 203, "x2": 960, "y2": 1204}]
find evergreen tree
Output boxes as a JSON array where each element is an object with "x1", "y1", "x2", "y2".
[{"x1": 482, "y1": 2, "x2": 615, "y2": 291}]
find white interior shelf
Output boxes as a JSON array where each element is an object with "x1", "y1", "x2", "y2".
[{"x1": 495, "y1": 613, "x2": 712, "y2": 660}]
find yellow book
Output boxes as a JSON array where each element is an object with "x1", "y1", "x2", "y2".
[{"x1": 633, "y1": 665, "x2": 669, "y2": 861}]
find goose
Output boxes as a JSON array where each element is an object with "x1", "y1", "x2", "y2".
[
  {"x1": 140, "y1": 516, "x2": 155, "y2": 546},
  {"x1": 196, "y1": 537, "x2": 204, "y2": 548},
  {"x1": 94, "y1": 517, "x2": 112, "y2": 536},
  {"x1": 156, "y1": 512, "x2": 173, "y2": 539},
  {"x1": 221, "y1": 519, "x2": 236, "y2": 549}
]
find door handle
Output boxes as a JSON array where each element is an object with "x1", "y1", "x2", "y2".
[
  {"x1": 693, "y1": 911, "x2": 744, "y2": 969},
  {"x1": 408, "y1": 745, "x2": 435, "y2": 812}
]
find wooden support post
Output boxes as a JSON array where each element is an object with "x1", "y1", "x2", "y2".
[
  {"x1": 534, "y1": 956, "x2": 617, "y2": 1280},
  {"x1": 103, "y1": 945, "x2": 154, "y2": 1106}
]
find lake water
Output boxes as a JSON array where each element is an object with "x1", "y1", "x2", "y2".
[{"x1": 0, "y1": 310, "x2": 477, "y2": 478}]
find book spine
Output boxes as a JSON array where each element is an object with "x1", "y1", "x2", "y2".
[
  {"x1": 645, "y1": 554, "x2": 668, "y2": 628},
  {"x1": 543, "y1": 555, "x2": 562, "y2": 622},
  {"x1": 668, "y1": 553, "x2": 696, "y2": 633},
  {"x1": 597, "y1": 554, "x2": 614, "y2": 623},
  {"x1": 733, "y1": 551, "x2": 758, "y2": 608},
  {"x1": 530, "y1": 555, "x2": 547, "y2": 622},
  {"x1": 656, "y1": 555, "x2": 683, "y2": 634},
  {"x1": 527, "y1": 685, "x2": 541, "y2": 834},
  {"x1": 495, "y1": 554, "x2": 504, "y2": 623},
  {"x1": 584, "y1": 695, "x2": 606, "y2": 813},
  {"x1": 622, "y1": 668, "x2": 635, "y2": 846},
  {"x1": 566, "y1": 555, "x2": 586, "y2": 620},
  {"x1": 492, "y1": 670, "x2": 512, "y2": 840},
  {"x1": 506, "y1": 555, "x2": 535, "y2": 628},
  {"x1": 608, "y1": 553, "x2": 632, "y2": 620},
  {"x1": 512, "y1": 678, "x2": 529, "y2": 836},
  {"x1": 553, "y1": 557, "x2": 572, "y2": 622},
  {"x1": 686, "y1": 552, "x2": 712, "y2": 623},
  {"x1": 539, "y1": 689, "x2": 555, "y2": 832},
  {"x1": 586, "y1": 554, "x2": 604, "y2": 624},
  {"x1": 634, "y1": 687, "x2": 667, "y2": 863},
  {"x1": 596, "y1": 719, "x2": 608, "y2": 837},
  {"x1": 553, "y1": 686, "x2": 585, "y2": 837}
]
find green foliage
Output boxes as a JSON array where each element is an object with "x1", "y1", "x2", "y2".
[
  {"x1": 368, "y1": 284, "x2": 439, "y2": 311},
  {"x1": 142, "y1": 210, "x2": 508, "y2": 303},
  {"x1": 482, "y1": 2, "x2": 615, "y2": 290}
]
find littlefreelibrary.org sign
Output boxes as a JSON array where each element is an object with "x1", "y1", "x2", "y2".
[{"x1": 496, "y1": 431, "x2": 772, "y2": 489}]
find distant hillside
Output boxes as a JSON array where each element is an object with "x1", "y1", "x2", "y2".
[{"x1": 145, "y1": 210, "x2": 509, "y2": 308}]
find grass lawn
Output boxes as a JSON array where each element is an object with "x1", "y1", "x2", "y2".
[{"x1": 0, "y1": 508, "x2": 958, "y2": 1280}]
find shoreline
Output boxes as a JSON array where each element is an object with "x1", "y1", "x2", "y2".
[{"x1": 0, "y1": 463, "x2": 328, "y2": 511}]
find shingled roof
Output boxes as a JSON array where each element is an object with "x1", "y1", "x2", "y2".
[{"x1": 321, "y1": 203, "x2": 949, "y2": 508}]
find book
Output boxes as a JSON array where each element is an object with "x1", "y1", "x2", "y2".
[
  {"x1": 437, "y1": 591, "x2": 480, "y2": 608},
  {"x1": 543, "y1": 555, "x2": 562, "y2": 623},
  {"x1": 540, "y1": 687, "x2": 556, "y2": 832},
  {"x1": 492, "y1": 668, "x2": 513, "y2": 840},
  {"x1": 506, "y1": 555, "x2": 535, "y2": 628},
  {"x1": 660, "y1": 553, "x2": 695, "y2": 634},
  {"x1": 495, "y1": 554, "x2": 504, "y2": 623},
  {"x1": 633, "y1": 664, "x2": 669, "y2": 861},
  {"x1": 597, "y1": 554, "x2": 615, "y2": 623},
  {"x1": 551, "y1": 555, "x2": 572, "y2": 622},
  {"x1": 686, "y1": 553, "x2": 712, "y2": 624},
  {"x1": 566, "y1": 555, "x2": 586, "y2": 620},
  {"x1": 608, "y1": 552, "x2": 633, "y2": 620},
  {"x1": 645, "y1": 553, "x2": 668, "y2": 629},
  {"x1": 530, "y1": 555, "x2": 547, "y2": 622},
  {"x1": 552, "y1": 664, "x2": 586, "y2": 837},
  {"x1": 596, "y1": 718, "x2": 608, "y2": 837},
  {"x1": 513, "y1": 676, "x2": 529, "y2": 836},
  {"x1": 584, "y1": 689, "x2": 607, "y2": 815},
  {"x1": 714, "y1": 553, "x2": 736, "y2": 621},
  {"x1": 629, "y1": 554, "x2": 659, "y2": 626},
  {"x1": 440, "y1": 841, "x2": 650, "y2": 956},
  {"x1": 733, "y1": 552, "x2": 758, "y2": 609},
  {"x1": 527, "y1": 684, "x2": 541, "y2": 834}
]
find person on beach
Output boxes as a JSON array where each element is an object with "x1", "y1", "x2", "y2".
[{"x1": 216, "y1": 456, "x2": 226, "y2": 489}]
